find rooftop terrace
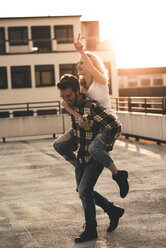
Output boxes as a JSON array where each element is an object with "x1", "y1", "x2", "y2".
[{"x1": 0, "y1": 137, "x2": 165, "y2": 248}]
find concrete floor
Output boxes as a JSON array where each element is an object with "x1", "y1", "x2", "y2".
[{"x1": 0, "y1": 137, "x2": 166, "y2": 248}]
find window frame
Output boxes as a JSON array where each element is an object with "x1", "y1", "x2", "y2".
[
  {"x1": 0, "y1": 27, "x2": 6, "y2": 54},
  {"x1": 35, "y1": 65, "x2": 55, "y2": 87},
  {"x1": 8, "y1": 26, "x2": 28, "y2": 46},
  {"x1": 128, "y1": 81, "x2": 138, "y2": 87},
  {"x1": 54, "y1": 25, "x2": 73, "y2": 44},
  {"x1": 59, "y1": 64, "x2": 78, "y2": 78},
  {"x1": 11, "y1": 66, "x2": 31, "y2": 88},
  {"x1": 0, "y1": 67, "x2": 8, "y2": 89},
  {"x1": 140, "y1": 78, "x2": 151, "y2": 87},
  {"x1": 31, "y1": 26, "x2": 51, "y2": 52},
  {"x1": 153, "y1": 78, "x2": 163, "y2": 86}
]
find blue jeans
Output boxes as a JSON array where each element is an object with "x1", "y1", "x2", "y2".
[
  {"x1": 75, "y1": 159, "x2": 112, "y2": 229},
  {"x1": 53, "y1": 129, "x2": 77, "y2": 162},
  {"x1": 88, "y1": 130, "x2": 114, "y2": 167},
  {"x1": 53, "y1": 129, "x2": 115, "y2": 168},
  {"x1": 53, "y1": 131, "x2": 114, "y2": 228}
]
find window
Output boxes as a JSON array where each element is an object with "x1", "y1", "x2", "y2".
[
  {"x1": 11, "y1": 66, "x2": 31, "y2": 88},
  {"x1": 35, "y1": 65, "x2": 55, "y2": 87},
  {"x1": 141, "y1": 78, "x2": 150, "y2": 86},
  {"x1": 82, "y1": 21, "x2": 99, "y2": 50},
  {"x1": 0, "y1": 28, "x2": 5, "y2": 54},
  {"x1": 8, "y1": 27, "x2": 28, "y2": 46},
  {"x1": 59, "y1": 64, "x2": 78, "y2": 78},
  {"x1": 128, "y1": 81, "x2": 138, "y2": 87},
  {"x1": 54, "y1": 25, "x2": 73, "y2": 44},
  {"x1": 31, "y1": 26, "x2": 51, "y2": 52},
  {"x1": 153, "y1": 78, "x2": 163, "y2": 86},
  {"x1": 0, "y1": 67, "x2": 7, "y2": 89}
]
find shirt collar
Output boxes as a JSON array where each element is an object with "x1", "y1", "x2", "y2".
[{"x1": 76, "y1": 93, "x2": 87, "y2": 107}]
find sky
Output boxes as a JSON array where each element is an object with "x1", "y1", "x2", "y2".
[{"x1": 1, "y1": 0, "x2": 166, "y2": 69}]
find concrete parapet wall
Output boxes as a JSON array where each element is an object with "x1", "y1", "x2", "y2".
[
  {"x1": 0, "y1": 115, "x2": 67, "y2": 139},
  {"x1": 63, "y1": 114, "x2": 72, "y2": 131},
  {"x1": 162, "y1": 116, "x2": 166, "y2": 141},
  {"x1": 0, "y1": 112, "x2": 165, "y2": 142},
  {"x1": 117, "y1": 112, "x2": 166, "y2": 142}
]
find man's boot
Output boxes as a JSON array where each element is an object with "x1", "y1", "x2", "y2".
[
  {"x1": 74, "y1": 226, "x2": 98, "y2": 243},
  {"x1": 112, "y1": 170, "x2": 129, "y2": 198},
  {"x1": 107, "y1": 202, "x2": 124, "y2": 232}
]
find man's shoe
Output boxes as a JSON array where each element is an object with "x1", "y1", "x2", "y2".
[
  {"x1": 107, "y1": 202, "x2": 124, "y2": 232},
  {"x1": 74, "y1": 228, "x2": 98, "y2": 243},
  {"x1": 112, "y1": 170, "x2": 129, "y2": 198}
]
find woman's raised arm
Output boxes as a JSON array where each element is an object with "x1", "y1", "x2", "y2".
[{"x1": 74, "y1": 34, "x2": 106, "y2": 85}]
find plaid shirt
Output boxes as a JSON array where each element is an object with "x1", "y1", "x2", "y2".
[{"x1": 71, "y1": 94, "x2": 121, "y2": 165}]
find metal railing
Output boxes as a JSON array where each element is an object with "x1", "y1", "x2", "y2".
[
  {"x1": 0, "y1": 101, "x2": 61, "y2": 118},
  {"x1": 111, "y1": 97, "x2": 166, "y2": 115},
  {"x1": 0, "y1": 97, "x2": 166, "y2": 119}
]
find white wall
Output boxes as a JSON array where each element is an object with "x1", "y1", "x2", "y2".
[
  {"x1": 0, "y1": 115, "x2": 64, "y2": 139},
  {"x1": 117, "y1": 112, "x2": 166, "y2": 141},
  {"x1": 0, "y1": 112, "x2": 165, "y2": 142},
  {"x1": 0, "y1": 49, "x2": 118, "y2": 104},
  {"x1": 0, "y1": 52, "x2": 80, "y2": 104},
  {"x1": 0, "y1": 16, "x2": 118, "y2": 105}
]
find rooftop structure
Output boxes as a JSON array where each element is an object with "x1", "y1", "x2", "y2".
[{"x1": 0, "y1": 15, "x2": 118, "y2": 105}]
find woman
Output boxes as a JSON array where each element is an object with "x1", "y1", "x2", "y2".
[{"x1": 53, "y1": 34, "x2": 129, "y2": 198}]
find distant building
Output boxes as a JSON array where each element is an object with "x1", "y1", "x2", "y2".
[
  {"x1": 118, "y1": 67, "x2": 166, "y2": 96},
  {"x1": 0, "y1": 15, "x2": 118, "y2": 105}
]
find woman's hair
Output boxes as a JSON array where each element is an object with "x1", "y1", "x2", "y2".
[{"x1": 79, "y1": 51, "x2": 108, "y2": 87}]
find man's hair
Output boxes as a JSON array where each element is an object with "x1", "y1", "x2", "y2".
[{"x1": 57, "y1": 74, "x2": 80, "y2": 93}]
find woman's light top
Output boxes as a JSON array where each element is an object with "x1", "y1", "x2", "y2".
[{"x1": 81, "y1": 80, "x2": 118, "y2": 119}]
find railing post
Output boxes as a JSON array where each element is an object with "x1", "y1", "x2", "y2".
[
  {"x1": 128, "y1": 97, "x2": 131, "y2": 112},
  {"x1": 116, "y1": 98, "x2": 119, "y2": 112},
  {"x1": 58, "y1": 101, "x2": 61, "y2": 114},
  {"x1": 163, "y1": 97, "x2": 166, "y2": 115},
  {"x1": 27, "y1": 103, "x2": 30, "y2": 111},
  {"x1": 144, "y1": 98, "x2": 147, "y2": 113}
]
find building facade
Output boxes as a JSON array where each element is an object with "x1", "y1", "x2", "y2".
[
  {"x1": 118, "y1": 67, "x2": 166, "y2": 96},
  {"x1": 0, "y1": 15, "x2": 118, "y2": 106}
]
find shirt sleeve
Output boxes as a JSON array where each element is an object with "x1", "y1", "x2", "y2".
[
  {"x1": 90, "y1": 102, "x2": 120, "y2": 130},
  {"x1": 70, "y1": 115, "x2": 78, "y2": 144}
]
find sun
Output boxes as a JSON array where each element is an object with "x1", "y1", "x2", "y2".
[{"x1": 98, "y1": 0, "x2": 166, "y2": 69}]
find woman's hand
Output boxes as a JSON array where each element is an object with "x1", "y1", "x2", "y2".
[
  {"x1": 61, "y1": 99, "x2": 68, "y2": 108},
  {"x1": 74, "y1": 33, "x2": 84, "y2": 52},
  {"x1": 62, "y1": 100, "x2": 81, "y2": 118}
]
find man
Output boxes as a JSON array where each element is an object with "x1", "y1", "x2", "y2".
[{"x1": 54, "y1": 74, "x2": 126, "y2": 243}]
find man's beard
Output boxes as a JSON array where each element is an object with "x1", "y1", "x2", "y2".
[{"x1": 68, "y1": 93, "x2": 78, "y2": 108}]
